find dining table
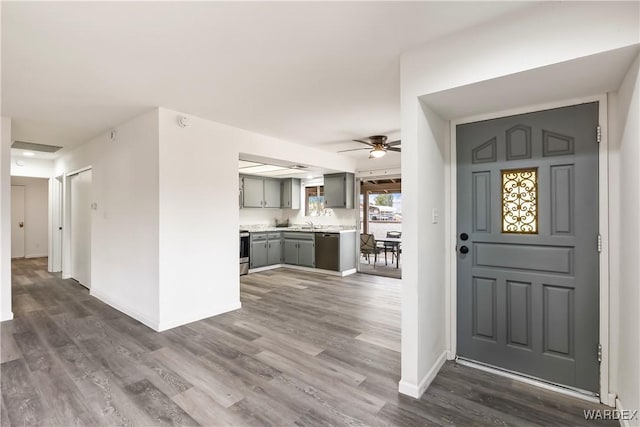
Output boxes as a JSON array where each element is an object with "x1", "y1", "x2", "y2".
[{"x1": 376, "y1": 237, "x2": 402, "y2": 268}]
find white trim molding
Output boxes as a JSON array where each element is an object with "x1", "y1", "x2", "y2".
[
  {"x1": 90, "y1": 288, "x2": 160, "y2": 331},
  {"x1": 398, "y1": 351, "x2": 447, "y2": 398},
  {"x1": 249, "y1": 264, "x2": 357, "y2": 277},
  {"x1": 446, "y1": 94, "x2": 612, "y2": 404},
  {"x1": 156, "y1": 301, "x2": 242, "y2": 332},
  {"x1": 615, "y1": 397, "x2": 639, "y2": 427}
]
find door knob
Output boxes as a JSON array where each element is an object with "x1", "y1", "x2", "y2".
[
  {"x1": 18, "y1": 222, "x2": 24, "y2": 228},
  {"x1": 459, "y1": 245, "x2": 469, "y2": 254},
  {"x1": 460, "y1": 233, "x2": 469, "y2": 241}
]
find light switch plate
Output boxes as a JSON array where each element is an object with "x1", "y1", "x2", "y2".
[{"x1": 432, "y1": 208, "x2": 439, "y2": 224}]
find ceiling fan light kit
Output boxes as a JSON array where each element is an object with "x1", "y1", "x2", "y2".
[
  {"x1": 338, "y1": 134, "x2": 401, "y2": 159},
  {"x1": 369, "y1": 147, "x2": 386, "y2": 158}
]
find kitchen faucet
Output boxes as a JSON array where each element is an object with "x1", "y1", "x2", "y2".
[{"x1": 306, "y1": 220, "x2": 314, "y2": 229}]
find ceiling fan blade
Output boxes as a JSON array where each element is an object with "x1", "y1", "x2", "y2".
[
  {"x1": 353, "y1": 139, "x2": 373, "y2": 146},
  {"x1": 387, "y1": 140, "x2": 401, "y2": 146},
  {"x1": 338, "y1": 148, "x2": 370, "y2": 153},
  {"x1": 387, "y1": 147, "x2": 401, "y2": 152}
]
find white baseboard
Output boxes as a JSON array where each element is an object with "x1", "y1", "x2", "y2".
[
  {"x1": 25, "y1": 253, "x2": 48, "y2": 259},
  {"x1": 616, "y1": 397, "x2": 640, "y2": 427},
  {"x1": 156, "y1": 301, "x2": 242, "y2": 332},
  {"x1": 249, "y1": 264, "x2": 281, "y2": 274},
  {"x1": 1, "y1": 311, "x2": 14, "y2": 322},
  {"x1": 398, "y1": 350, "x2": 447, "y2": 398},
  {"x1": 90, "y1": 289, "x2": 160, "y2": 331},
  {"x1": 248, "y1": 264, "x2": 355, "y2": 277}
]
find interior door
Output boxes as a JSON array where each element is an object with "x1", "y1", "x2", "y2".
[
  {"x1": 70, "y1": 169, "x2": 92, "y2": 288},
  {"x1": 456, "y1": 102, "x2": 599, "y2": 392},
  {"x1": 11, "y1": 185, "x2": 25, "y2": 258}
]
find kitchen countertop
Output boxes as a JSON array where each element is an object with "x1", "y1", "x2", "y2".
[{"x1": 243, "y1": 226, "x2": 356, "y2": 234}]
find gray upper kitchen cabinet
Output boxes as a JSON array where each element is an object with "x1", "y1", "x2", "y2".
[
  {"x1": 281, "y1": 178, "x2": 301, "y2": 209},
  {"x1": 323, "y1": 173, "x2": 354, "y2": 209},
  {"x1": 241, "y1": 175, "x2": 281, "y2": 208},
  {"x1": 242, "y1": 176, "x2": 265, "y2": 208},
  {"x1": 263, "y1": 179, "x2": 281, "y2": 208}
]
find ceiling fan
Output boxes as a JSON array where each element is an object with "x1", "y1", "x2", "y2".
[{"x1": 338, "y1": 135, "x2": 401, "y2": 159}]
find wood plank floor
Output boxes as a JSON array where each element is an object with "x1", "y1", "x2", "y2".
[{"x1": 2, "y1": 257, "x2": 615, "y2": 426}]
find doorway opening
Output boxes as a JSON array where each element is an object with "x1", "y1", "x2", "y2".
[
  {"x1": 10, "y1": 177, "x2": 50, "y2": 260},
  {"x1": 358, "y1": 178, "x2": 402, "y2": 279}
]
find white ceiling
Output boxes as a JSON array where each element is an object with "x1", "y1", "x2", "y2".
[{"x1": 2, "y1": 1, "x2": 535, "y2": 159}]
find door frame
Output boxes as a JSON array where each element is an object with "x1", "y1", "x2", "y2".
[
  {"x1": 446, "y1": 94, "x2": 612, "y2": 405},
  {"x1": 48, "y1": 175, "x2": 63, "y2": 272},
  {"x1": 10, "y1": 185, "x2": 26, "y2": 259},
  {"x1": 62, "y1": 166, "x2": 92, "y2": 281},
  {"x1": 355, "y1": 171, "x2": 401, "y2": 274}
]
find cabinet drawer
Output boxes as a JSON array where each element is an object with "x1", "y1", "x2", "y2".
[
  {"x1": 267, "y1": 233, "x2": 282, "y2": 240},
  {"x1": 283, "y1": 232, "x2": 315, "y2": 240},
  {"x1": 251, "y1": 233, "x2": 267, "y2": 242}
]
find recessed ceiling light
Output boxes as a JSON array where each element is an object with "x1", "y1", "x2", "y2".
[
  {"x1": 15, "y1": 160, "x2": 25, "y2": 166},
  {"x1": 307, "y1": 175, "x2": 313, "y2": 179},
  {"x1": 23, "y1": 151, "x2": 35, "y2": 157}
]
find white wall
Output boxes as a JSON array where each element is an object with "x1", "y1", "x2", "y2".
[
  {"x1": 239, "y1": 206, "x2": 285, "y2": 227},
  {"x1": 1, "y1": 117, "x2": 12, "y2": 321},
  {"x1": 11, "y1": 157, "x2": 53, "y2": 178},
  {"x1": 10, "y1": 177, "x2": 48, "y2": 258},
  {"x1": 50, "y1": 107, "x2": 357, "y2": 332},
  {"x1": 55, "y1": 109, "x2": 160, "y2": 329},
  {"x1": 399, "y1": 1, "x2": 640, "y2": 398},
  {"x1": 609, "y1": 54, "x2": 640, "y2": 419},
  {"x1": 157, "y1": 108, "x2": 357, "y2": 330}
]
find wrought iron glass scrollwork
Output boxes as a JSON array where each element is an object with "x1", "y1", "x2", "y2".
[{"x1": 502, "y1": 168, "x2": 538, "y2": 234}]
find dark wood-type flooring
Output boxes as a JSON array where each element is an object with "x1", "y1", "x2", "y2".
[{"x1": 2, "y1": 257, "x2": 614, "y2": 426}]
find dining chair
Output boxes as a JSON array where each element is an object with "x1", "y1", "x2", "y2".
[
  {"x1": 384, "y1": 231, "x2": 402, "y2": 264},
  {"x1": 360, "y1": 233, "x2": 382, "y2": 265}
]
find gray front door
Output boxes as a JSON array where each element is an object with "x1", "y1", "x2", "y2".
[{"x1": 456, "y1": 102, "x2": 599, "y2": 392}]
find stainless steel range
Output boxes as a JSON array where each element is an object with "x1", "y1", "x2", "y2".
[{"x1": 240, "y1": 230, "x2": 250, "y2": 276}]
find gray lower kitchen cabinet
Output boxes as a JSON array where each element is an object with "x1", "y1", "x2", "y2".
[
  {"x1": 283, "y1": 232, "x2": 315, "y2": 267},
  {"x1": 281, "y1": 178, "x2": 301, "y2": 209},
  {"x1": 283, "y1": 240, "x2": 298, "y2": 265},
  {"x1": 297, "y1": 240, "x2": 315, "y2": 267},
  {"x1": 267, "y1": 235, "x2": 282, "y2": 265},
  {"x1": 251, "y1": 232, "x2": 281, "y2": 268},
  {"x1": 250, "y1": 240, "x2": 268, "y2": 268},
  {"x1": 241, "y1": 175, "x2": 281, "y2": 208},
  {"x1": 323, "y1": 172, "x2": 354, "y2": 209}
]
